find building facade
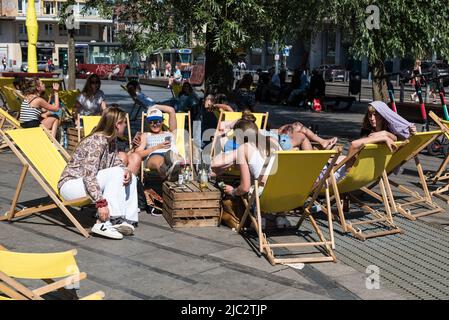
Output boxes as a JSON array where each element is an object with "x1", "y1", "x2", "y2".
[{"x1": 0, "y1": 0, "x2": 114, "y2": 69}]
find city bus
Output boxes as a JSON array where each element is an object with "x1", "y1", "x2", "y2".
[
  {"x1": 148, "y1": 48, "x2": 193, "y2": 77},
  {"x1": 76, "y1": 42, "x2": 140, "y2": 79}
]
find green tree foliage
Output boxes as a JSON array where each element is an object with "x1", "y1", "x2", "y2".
[
  {"x1": 84, "y1": 0, "x2": 303, "y2": 93},
  {"x1": 310, "y1": 0, "x2": 449, "y2": 100}
]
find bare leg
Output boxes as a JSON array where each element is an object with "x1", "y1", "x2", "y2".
[
  {"x1": 126, "y1": 152, "x2": 144, "y2": 176},
  {"x1": 41, "y1": 117, "x2": 59, "y2": 138},
  {"x1": 146, "y1": 155, "x2": 165, "y2": 178},
  {"x1": 292, "y1": 122, "x2": 337, "y2": 149}
]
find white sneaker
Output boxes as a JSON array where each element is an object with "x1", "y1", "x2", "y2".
[
  {"x1": 112, "y1": 222, "x2": 135, "y2": 236},
  {"x1": 91, "y1": 222, "x2": 123, "y2": 240}
]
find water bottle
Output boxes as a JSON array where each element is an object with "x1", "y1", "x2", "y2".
[
  {"x1": 199, "y1": 167, "x2": 209, "y2": 191},
  {"x1": 178, "y1": 166, "x2": 185, "y2": 186}
]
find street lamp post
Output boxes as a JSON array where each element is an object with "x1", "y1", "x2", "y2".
[{"x1": 26, "y1": 0, "x2": 38, "y2": 73}]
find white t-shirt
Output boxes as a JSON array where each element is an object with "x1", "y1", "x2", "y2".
[{"x1": 77, "y1": 90, "x2": 105, "y2": 115}]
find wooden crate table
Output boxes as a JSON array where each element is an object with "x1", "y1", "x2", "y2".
[
  {"x1": 162, "y1": 181, "x2": 222, "y2": 228},
  {"x1": 66, "y1": 127, "x2": 82, "y2": 153}
]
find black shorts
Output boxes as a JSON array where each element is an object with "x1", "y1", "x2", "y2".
[{"x1": 21, "y1": 120, "x2": 40, "y2": 128}]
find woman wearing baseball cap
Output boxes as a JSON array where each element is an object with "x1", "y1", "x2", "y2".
[{"x1": 127, "y1": 104, "x2": 184, "y2": 181}]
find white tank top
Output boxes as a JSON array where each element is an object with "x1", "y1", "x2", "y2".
[
  {"x1": 145, "y1": 132, "x2": 178, "y2": 155},
  {"x1": 248, "y1": 150, "x2": 265, "y2": 179}
]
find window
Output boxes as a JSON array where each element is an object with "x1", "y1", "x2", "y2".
[
  {"x1": 18, "y1": 0, "x2": 24, "y2": 13},
  {"x1": 44, "y1": 24, "x2": 53, "y2": 35},
  {"x1": 44, "y1": 1, "x2": 56, "y2": 15},
  {"x1": 19, "y1": 23, "x2": 27, "y2": 35},
  {"x1": 59, "y1": 24, "x2": 67, "y2": 36},
  {"x1": 76, "y1": 25, "x2": 92, "y2": 37}
]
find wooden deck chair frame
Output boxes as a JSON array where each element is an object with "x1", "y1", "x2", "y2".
[
  {"x1": 237, "y1": 149, "x2": 341, "y2": 265},
  {"x1": 0, "y1": 83, "x2": 22, "y2": 113},
  {"x1": 121, "y1": 84, "x2": 147, "y2": 121},
  {"x1": 426, "y1": 111, "x2": 449, "y2": 183},
  {"x1": 77, "y1": 114, "x2": 132, "y2": 149},
  {"x1": 0, "y1": 245, "x2": 104, "y2": 300},
  {"x1": 363, "y1": 130, "x2": 444, "y2": 220},
  {"x1": 58, "y1": 89, "x2": 80, "y2": 118},
  {"x1": 140, "y1": 111, "x2": 194, "y2": 183},
  {"x1": 319, "y1": 143, "x2": 404, "y2": 241},
  {"x1": 0, "y1": 126, "x2": 91, "y2": 238},
  {"x1": 426, "y1": 111, "x2": 449, "y2": 203},
  {"x1": 0, "y1": 108, "x2": 22, "y2": 150},
  {"x1": 209, "y1": 110, "x2": 269, "y2": 159}
]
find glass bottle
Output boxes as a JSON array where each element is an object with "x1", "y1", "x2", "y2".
[{"x1": 199, "y1": 167, "x2": 209, "y2": 191}]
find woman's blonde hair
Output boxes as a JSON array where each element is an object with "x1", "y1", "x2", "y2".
[
  {"x1": 361, "y1": 104, "x2": 387, "y2": 133},
  {"x1": 89, "y1": 106, "x2": 127, "y2": 140}
]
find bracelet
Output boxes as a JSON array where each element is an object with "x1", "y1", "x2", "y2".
[{"x1": 95, "y1": 199, "x2": 108, "y2": 209}]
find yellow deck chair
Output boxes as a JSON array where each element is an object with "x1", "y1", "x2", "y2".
[
  {"x1": 0, "y1": 108, "x2": 22, "y2": 150},
  {"x1": 321, "y1": 142, "x2": 404, "y2": 241},
  {"x1": 0, "y1": 127, "x2": 91, "y2": 238},
  {"x1": 426, "y1": 111, "x2": 449, "y2": 203},
  {"x1": 237, "y1": 149, "x2": 340, "y2": 265},
  {"x1": 0, "y1": 246, "x2": 104, "y2": 300},
  {"x1": 426, "y1": 111, "x2": 449, "y2": 183},
  {"x1": 364, "y1": 130, "x2": 444, "y2": 220},
  {"x1": 58, "y1": 89, "x2": 80, "y2": 117},
  {"x1": 77, "y1": 114, "x2": 132, "y2": 149},
  {"x1": 140, "y1": 111, "x2": 193, "y2": 182},
  {"x1": 0, "y1": 83, "x2": 22, "y2": 112},
  {"x1": 209, "y1": 110, "x2": 269, "y2": 166}
]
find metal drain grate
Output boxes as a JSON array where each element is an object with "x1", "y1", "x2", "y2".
[{"x1": 303, "y1": 214, "x2": 449, "y2": 300}]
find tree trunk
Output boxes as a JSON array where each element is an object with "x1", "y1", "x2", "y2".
[
  {"x1": 204, "y1": 26, "x2": 234, "y2": 95},
  {"x1": 371, "y1": 60, "x2": 389, "y2": 102},
  {"x1": 67, "y1": 29, "x2": 76, "y2": 90}
]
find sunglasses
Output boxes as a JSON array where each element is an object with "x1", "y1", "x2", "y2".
[{"x1": 148, "y1": 120, "x2": 162, "y2": 126}]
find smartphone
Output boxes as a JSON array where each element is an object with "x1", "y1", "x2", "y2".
[{"x1": 164, "y1": 136, "x2": 171, "y2": 143}]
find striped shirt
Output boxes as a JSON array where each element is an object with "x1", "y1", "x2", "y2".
[{"x1": 19, "y1": 98, "x2": 42, "y2": 123}]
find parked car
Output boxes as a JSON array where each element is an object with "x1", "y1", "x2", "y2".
[
  {"x1": 318, "y1": 64, "x2": 346, "y2": 82},
  {"x1": 20, "y1": 61, "x2": 48, "y2": 72}
]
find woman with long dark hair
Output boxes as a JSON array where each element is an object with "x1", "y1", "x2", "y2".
[{"x1": 74, "y1": 74, "x2": 107, "y2": 120}]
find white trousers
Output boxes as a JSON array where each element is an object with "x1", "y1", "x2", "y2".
[{"x1": 60, "y1": 167, "x2": 139, "y2": 223}]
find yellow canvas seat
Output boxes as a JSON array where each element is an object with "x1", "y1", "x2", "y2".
[
  {"x1": 140, "y1": 111, "x2": 193, "y2": 182},
  {"x1": 365, "y1": 130, "x2": 444, "y2": 220},
  {"x1": 0, "y1": 83, "x2": 22, "y2": 113},
  {"x1": 0, "y1": 126, "x2": 91, "y2": 238},
  {"x1": 0, "y1": 108, "x2": 22, "y2": 150},
  {"x1": 0, "y1": 246, "x2": 104, "y2": 300},
  {"x1": 237, "y1": 149, "x2": 340, "y2": 265},
  {"x1": 58, "y1": 89, "x2": 80, "y2": 117},
  {"x1": 321, "y1": 142, "x2": 404, "y2": 241},
  {"x1": 77, "y1": 114, "x2": 132, "y2": 149}
]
